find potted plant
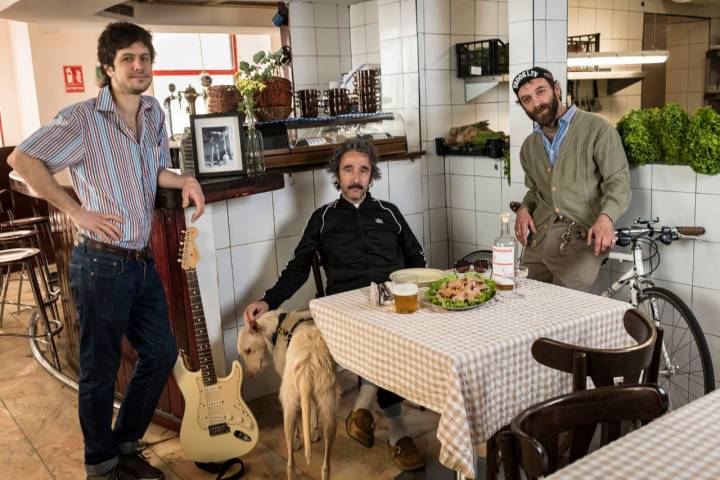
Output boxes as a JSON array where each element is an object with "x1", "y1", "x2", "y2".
[{"x1": 236, "y1": 47, "x2": 293, "y2": 121}]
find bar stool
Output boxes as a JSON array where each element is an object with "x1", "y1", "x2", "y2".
[
  {"x1": 0, "y1": 247, "x2": 63, "y2": 370},
  {"x1": 0, "y1": 229, "x2": 60, "y2": 327}
]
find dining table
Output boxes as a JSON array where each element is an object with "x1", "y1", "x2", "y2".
[
  {"x1": 309, "y1": 278, "x2": 633, "y2": 479},
  {"x1": 546, "y1": 387, "x2": 720, "y2": 479}
]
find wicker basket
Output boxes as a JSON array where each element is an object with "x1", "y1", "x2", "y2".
[
  {"x1": 255, "y1": 106, "x2": 293, "y2": 122},
  {"x1": 207, "y1": 85, "x2": 241, "y2": 113},
  {"x1": 255, "y1": 76, "x2": 293, "y2": 120}
]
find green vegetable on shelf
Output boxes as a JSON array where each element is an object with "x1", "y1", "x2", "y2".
[
  {"x1": 617, "y1": 107, "x2": 661, "y2": 167},
  {"x1": 659, "y1": 103, "x2": 689, "y2": 166},
  {"x1": 687, "y1": 106, "x2": 720, "y2": 175}
]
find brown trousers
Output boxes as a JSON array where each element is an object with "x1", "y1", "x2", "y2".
[{"x1": 520, "y1": 218, "x2": 607, "y2": 292}]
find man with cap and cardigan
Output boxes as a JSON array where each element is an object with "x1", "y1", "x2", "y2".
[{"x1": 512, "y1": 67, "x2": 630, "y2": 291}]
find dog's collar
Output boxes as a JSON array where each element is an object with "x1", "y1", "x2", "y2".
[{"x1": 271, "y1": 312, "x2": 313, "y2": 347}]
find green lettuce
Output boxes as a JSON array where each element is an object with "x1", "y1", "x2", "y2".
[
  {"x1": 659, "y1": 103, "x2": 689, "y2": 165},
  {"x1": 687, "y1": 107, "x2": 720, "y2": 175}
]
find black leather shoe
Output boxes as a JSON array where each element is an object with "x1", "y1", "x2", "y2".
[{"x1": 119, "y1": 451, "x2": 164, "y2": 480}]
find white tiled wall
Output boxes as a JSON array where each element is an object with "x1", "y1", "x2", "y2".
[
  {"x1": 350, "y1": 0, "x2": 381, "y2": 65},
  {"x1": 290, "y1": 1, "x2": 352, "y2": 92},
  {"x1": 665, "y1": 20, "x2": 709, "y2": 114},
  {"x1": 591, "y1": 164, "x2": 720, "y2": 387}
]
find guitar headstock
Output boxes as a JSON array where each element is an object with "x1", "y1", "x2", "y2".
[{"x1": 180, "y1": 227, "x2": 200, "y2": 271}]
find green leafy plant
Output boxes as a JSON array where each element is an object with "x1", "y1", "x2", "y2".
[
  {"x1": 236, "y1": 48, "x2": 290, "y2": 83},
  {"x1": 687, "y1": 106, "x2": 720, "y2": 175},
  {"x1": 235, "y1": 47, "x2": 291, "y2": 114},
  {"x1": 659, "y1": 102, "x2": 689, "y2": 165},
  {"x1": 617, "y1": 107, "x2": 661, "y2": 167}
]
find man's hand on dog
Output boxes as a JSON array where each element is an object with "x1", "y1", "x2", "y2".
[{"x1": 244, "y1": 300, "x2": 269, "y2": 327}]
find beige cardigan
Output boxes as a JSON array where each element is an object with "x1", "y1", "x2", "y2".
[{"x1": 520, "y1": 109, "x2": 631, "y2": 244}]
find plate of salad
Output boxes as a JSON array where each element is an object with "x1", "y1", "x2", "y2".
[{"x1": 424, "y1": 272, "x2": 496, "y2": 310}]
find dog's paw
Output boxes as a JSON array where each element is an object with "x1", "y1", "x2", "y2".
[{"x1": 311, "y1": 428, "x2": 322, "y2": 443}]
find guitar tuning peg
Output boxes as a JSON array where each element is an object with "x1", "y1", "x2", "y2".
[
  {"x1": 180, "y1": 241, "x2": 184, "y2": 245},
  {"x1": 177, "y1": 259, "x2": 182, "y2": 263}
]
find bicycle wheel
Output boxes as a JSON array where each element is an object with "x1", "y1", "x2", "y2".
[{"x1": 637, "y1": 287, "x2": 715, "y2": 409}]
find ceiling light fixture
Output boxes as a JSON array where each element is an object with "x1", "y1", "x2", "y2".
[{"x1": 567, "y1": 50, "x2": 669, "y2": 67}]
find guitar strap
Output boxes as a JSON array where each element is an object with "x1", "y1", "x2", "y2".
[{"x1": 195, "y1": 459, "x2": 245, "y2": 480}]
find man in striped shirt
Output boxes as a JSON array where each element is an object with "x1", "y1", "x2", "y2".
[{"x1": 8, "y1": 22, "x2": 205, "y2": 480}]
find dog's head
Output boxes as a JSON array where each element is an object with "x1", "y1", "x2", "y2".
[{"x1": 237, "y1": 310, "x2": 281, "y2": 377}]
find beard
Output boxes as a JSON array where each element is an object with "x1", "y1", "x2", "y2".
[{"x1": 526, "y1": 94, "x2": 560, "y2": 128}]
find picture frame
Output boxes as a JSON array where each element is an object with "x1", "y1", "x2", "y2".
[{"x1": 190, "y1": 112, "x2": 246, "y2": 178}]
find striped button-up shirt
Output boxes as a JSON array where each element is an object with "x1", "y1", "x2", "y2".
[
  {"x1": 533, "y1": 104, "x2": 577, "y2": 167},
  {"x1": 18, "y1": 86, "x2": 170, "y2": 249}
]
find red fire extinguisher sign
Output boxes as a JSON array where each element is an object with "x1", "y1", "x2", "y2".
[{"x1": 64, "y1": 65, "x2": 85, "y2": 93}]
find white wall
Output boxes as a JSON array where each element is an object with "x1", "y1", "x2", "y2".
[
  {"x1": 349, "y1": 0, "x2": 380, "y2": 66},
  {"x1": 665, "y1": 20, "x2": 709, "y2": 113},
  {"x1": 7, "y1": 20, "x2": 41, "y2": 141},
  {"x1": 289, "y1": 1, "x2": 352, "y2": 92},
  {"x1": 26, "y1": 23, "x2": 102, "y2": 125},
  {"x1": 0, "y1": 20, "x2": 22, "y2": 146}
]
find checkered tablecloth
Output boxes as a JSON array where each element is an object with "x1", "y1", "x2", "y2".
[
  {"x1": 309, "y1": 280, "x2": 632, "y2": 478},
  {"x1": 547, "y1": 389, "x2": 720, "y2": 479}
]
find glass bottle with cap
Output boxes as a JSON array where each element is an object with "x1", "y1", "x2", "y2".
[{"x1": 492, "y1": 212, "x2": 516, "y2": 291}]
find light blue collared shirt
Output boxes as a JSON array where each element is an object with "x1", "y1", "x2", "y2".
[{"x1": 533, "y1": 105, "x2": 577, "y2": 167}]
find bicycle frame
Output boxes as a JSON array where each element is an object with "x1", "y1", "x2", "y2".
[{"x1": 602, "y1": 244, "x2": 654, "y2": 307}]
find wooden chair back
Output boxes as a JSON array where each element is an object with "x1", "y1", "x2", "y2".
[
  {"x1": 498, "y1": 384, "x2": 669, "y2": 480},
  {"x1": 311, "y1": 249, "x2": 325, "y2": 298},
  {"x1": 531, "y1": 308, "x2": 662, "y2": 390}
]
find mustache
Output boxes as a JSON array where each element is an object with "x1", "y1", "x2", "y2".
[{"x1": 348, "y1": 184, "x2": 364, "y2": 190}]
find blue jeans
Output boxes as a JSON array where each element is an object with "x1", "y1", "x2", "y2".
[{"x1": 69, "y1": 245, "x2": 177, "y2": 475}]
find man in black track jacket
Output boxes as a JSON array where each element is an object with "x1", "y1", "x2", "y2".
[{"x1": 243, "y1": 138, "x2": 427, "y2": 471}]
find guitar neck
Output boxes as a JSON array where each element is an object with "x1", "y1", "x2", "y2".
[{"x1": 186, "y1": 269, "x2": 217, "y2": 386}]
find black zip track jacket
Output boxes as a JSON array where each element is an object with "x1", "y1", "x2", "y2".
[{"x1": 263, "y1": 192, "x2": 427, "y2": 309}]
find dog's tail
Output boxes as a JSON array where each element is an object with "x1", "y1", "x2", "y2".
[{"x1": 299, "y1": 369, "x2": 312, "y2": 465}]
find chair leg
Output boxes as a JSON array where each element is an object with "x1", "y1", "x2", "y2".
[
  {"x1": 0, "y1": 264, "x2": 12, "y2": 325},
  {"x1": 0, "y1": 265, "x2": 7, "y2": 327},
  {"x1": 24, "y1": 260, "x2": 61, "y2": 371}
]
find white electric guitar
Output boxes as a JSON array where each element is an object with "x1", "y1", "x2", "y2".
[{"x1": 173, "y1": 227, "x2": 259, "y2": 462}]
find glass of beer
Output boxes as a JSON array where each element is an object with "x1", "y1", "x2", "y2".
[{"x1": 392, "y1": 278, "x2": 418, "y2": 314}]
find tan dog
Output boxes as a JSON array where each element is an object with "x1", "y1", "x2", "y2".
[{"x1": 237, "y1": 309, "x2": 338, "y2": 480}]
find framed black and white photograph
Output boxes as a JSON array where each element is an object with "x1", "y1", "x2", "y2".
[{"x1": 190, "y1": 112, "x2": 246, "y2": 178}]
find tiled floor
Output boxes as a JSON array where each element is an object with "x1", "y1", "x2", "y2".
[{"x1": 0, "y1": 283, "x2": 457, "y2": 480}]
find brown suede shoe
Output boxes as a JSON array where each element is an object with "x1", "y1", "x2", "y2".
[
  {"x1": 345, "y1": 408, "x2": 375, "y2": 448},
  {"x1": 388, "y1": 437, "x2": 426, "y2": 471}
]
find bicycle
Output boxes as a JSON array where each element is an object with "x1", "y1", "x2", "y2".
[
  {"x1": 458, "y1": 204, "x2": 715, "y2": 410},
  {"x1": 606, "y1": 218, "x2": 714, "y2": 409}
]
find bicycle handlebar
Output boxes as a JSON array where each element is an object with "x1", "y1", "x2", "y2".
[
  {"x1": 505, "y1": 200, "x2": 705, "y2": 243},
  {"x1": 676, "y1": 226, "x2": 706, "y2": 236}
]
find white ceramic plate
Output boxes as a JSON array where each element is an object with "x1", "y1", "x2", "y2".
[{"x1": 389, "y1": 268, "x2": 448, "y2": 286}]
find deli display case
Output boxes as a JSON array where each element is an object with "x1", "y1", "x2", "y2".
[{"x1": 257, "y1": 112, "x2": 419, "y2": 170}]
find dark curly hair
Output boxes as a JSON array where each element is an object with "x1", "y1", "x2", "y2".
[
  {"x1": 97, "y1": 22, "x2": 155, "y2": 88},
  {"x1": 326, "y1": 138, "x2": 382, "y2": 190}
]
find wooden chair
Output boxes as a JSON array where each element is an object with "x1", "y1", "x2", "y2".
[
  {"x1": 497, "y1": 384, "x2": 669, "y2": 480},
  {"x1": 311, "y1": 249, "x2": 325, "y2": 298},
  {"x1": 486, "y1": 309, "x2": 663, "y2": 479},
  {"x1": 531, "y1": 308, "x2": 663, "y2": 390}
]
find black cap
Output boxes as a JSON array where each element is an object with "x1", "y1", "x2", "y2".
[{"x1": 512, "y1": 67, "x2": 555, "y2": 95}]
